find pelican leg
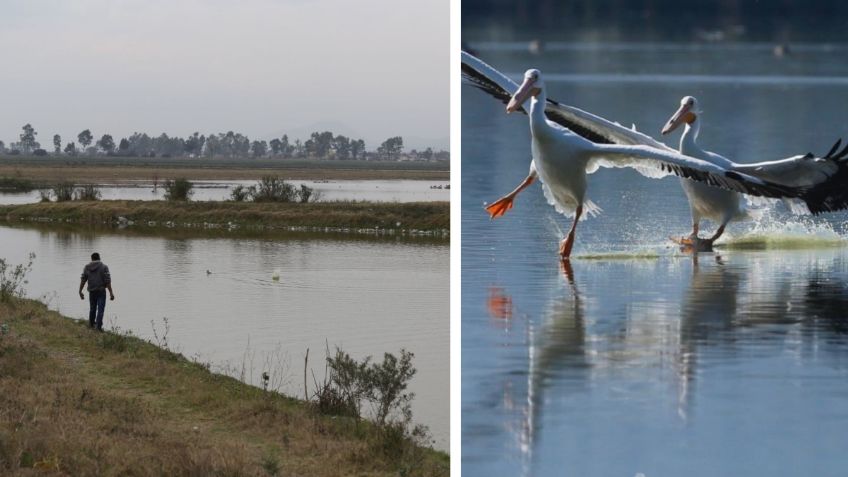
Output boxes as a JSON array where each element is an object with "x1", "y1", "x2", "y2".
[
  {"x1": 672, "y1": 220, "x2": 699, "y2": 246},
  {"x1": 707, "y1": 222, "x2": 727, "y2": 243},
  {"x1": 559, "y1": 205, "x2": 583, "y2": 259},
  {"x1": 485, "y1": 174, "x2": 536, "y2": 219}
]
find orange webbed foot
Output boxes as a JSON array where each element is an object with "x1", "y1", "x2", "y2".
[
  {"x1": 485, "y1": 196, "x2": 515, "y2": 219},
  {"x1": 670, "y1": 236, "x2": 694, "y2": 246}
]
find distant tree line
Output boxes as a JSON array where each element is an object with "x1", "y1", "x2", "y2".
[{"x1": 0, "y1": 124, "x2": 448, "y2": 162}]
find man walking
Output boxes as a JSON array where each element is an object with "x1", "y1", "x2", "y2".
[{"x1": 79, "y1": 252, "x2": 115, "y2": 331}]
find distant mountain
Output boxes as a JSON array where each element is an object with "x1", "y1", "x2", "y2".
[{"x1": 263, "y1": 120, "x2": 449, "y2": 152}]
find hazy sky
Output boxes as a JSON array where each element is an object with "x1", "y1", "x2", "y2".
[{"x1": 0, "y1": 0, "x2": 448, "y2": 150}]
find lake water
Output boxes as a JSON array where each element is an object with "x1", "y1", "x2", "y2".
[
  {"x1": 462, "y1": 42, "x2": 848, "y2": 475},
  {"x1": 0, "y1": 225, "x2": 449, "y2": 450},
  {"x1": 0, "y1": 179, "x2": 450, "y2": 204}
]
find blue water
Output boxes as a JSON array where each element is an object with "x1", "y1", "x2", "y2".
[{"x1": 462, "y1": 43, "x2": 848, "y2": 476}]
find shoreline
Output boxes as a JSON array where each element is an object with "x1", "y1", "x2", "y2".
[
  {"x1": 0, "y1": 298, "x2": 448, "y2": 475},
  {"x1": 0, "y1": 200, "x2": 450, "y2": 239}
]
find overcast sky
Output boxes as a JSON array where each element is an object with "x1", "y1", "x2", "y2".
[{"x1": 0, "y1": 0, "x2": 448, "y2": 150}]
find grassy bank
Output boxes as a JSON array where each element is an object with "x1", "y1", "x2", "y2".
[
  {"x1": 0, "y1": 156, "x2": 449, "y2": 182},
  {"x1": 0, "y1": 298, "x2": 448, "y2": 476},
  {"x1": 0, "y1": 200, "x2": 449, "y2": 237}
]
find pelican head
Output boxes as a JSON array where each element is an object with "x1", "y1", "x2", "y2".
[
  {"x1": 661, "y1": 96, "x2": 701, "y2": 135},
  {"x1": 506, "y1": 69, "x2": 543, "y2": 113}
]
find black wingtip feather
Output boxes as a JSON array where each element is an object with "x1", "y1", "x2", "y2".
[
  {"x1": 799, "y1": 137, "x2": 848, "y2": 214},
  {"x1": 824, "y1": 138, "x2": 842, "y2": 159}
]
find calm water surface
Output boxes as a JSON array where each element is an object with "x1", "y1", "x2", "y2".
[
  {"x1": 1, "y1": 225, "x2": 449, "y2": 449},
  {"x1": 463, "y1": 43, "x2": 848, "y2": 475},
  {"x1": 0, "y1": 179, "x2": 449, "y2": 204}
]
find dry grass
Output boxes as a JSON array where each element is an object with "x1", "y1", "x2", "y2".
[
  {"x1": 0, "y1": 200, "x2": 449, "y2": 234},
  {"x1": 0, "y1": 298, "x2": 448, "y2": 476},
  {"x1": 0, "y1": 157, "x2": 448, "y2": 183}
]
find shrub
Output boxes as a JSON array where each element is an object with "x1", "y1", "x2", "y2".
[
  {"x1": 313, "y1": 348, "x2": 371, "y2": 418},
  {"x1": 52, "y1": 182, "x2": 75, "y2": 202},
  {"x1": 229, "y1": 185, "x2": 251, "y2": 202},
  {"x1": 315, "y1": 348, "x2": 425, "y2": 438},
  {"x1": 74, "y1": 184, "x2": 101, "y2": 201},
  {"x1": 0, "y1": 177, "x2": 36, "y2": 192},
  {"x1": 163, "y1": 178, "x2": 193, "y2": 201},
  {"x1": 299, "y1": 184, "x2": 314, "y2": 203},
  {"x1": 251, "y1": 176, "x2": 297, "y2": 202},
  {"x1": 0, "y1": 253, "x2": 34, "y2": 303},
  {"x1": 366, "y1": 350, "x2": 416, "y2": 426},
  {"x1": 38, "y1": 190, "x2": 51, "y2": 202}
]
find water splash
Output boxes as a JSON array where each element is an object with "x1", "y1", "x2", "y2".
[
  {"x1": 719, "y1": 210, "x2": 847, "y2": 250},
  {"x1": 575, "y1": 251, "x2": 661, "y2": 260}
]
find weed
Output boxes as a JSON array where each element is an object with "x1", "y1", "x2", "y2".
[
  {"x1": 260, "y1": 451, "x2": 281, "y2": 476},
  {"x1": 98, "y1": 322, "x2": 139, "y2": 355},
  {"x1": 0, "y1": 253, "x2": 35, "y2": 303},
  {"x1": 52, "y1": 182, "x2": 75, "y2": 202},
  {"x1": 150, "y1": 317, "x2": 178, "y2": 360},
  {"x1": 74, "y1": 184, "x2": 101, "y2": 201}
]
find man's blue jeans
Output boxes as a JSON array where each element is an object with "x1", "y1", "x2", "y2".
[{"x1": 89, "y1": 289, "x2": 107, "y2": 329}]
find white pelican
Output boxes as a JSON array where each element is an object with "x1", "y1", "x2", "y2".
[
  {"x1": 661, "y1": 96, "x2": 742, "y2": 247},
  {"x1": 485, "y1": 68, "x2": 801, "y2": 259},
  {"x1": 463, "y1": 51, "x2": 848, "y2": 253},
  {"x1": 661, "y1": 95, "x2": 848, "y2": 247}
]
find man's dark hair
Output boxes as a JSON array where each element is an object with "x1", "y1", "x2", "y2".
[{"x1": 91, "y1": 253, "x2": 101, "y2": 261}]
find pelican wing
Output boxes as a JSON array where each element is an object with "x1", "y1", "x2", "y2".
[
  {"x1": 461, "y1": 51, "x2": 677, "y2": 151},
  {"x1": 460, "y1": 51, "x2": 515, "y2": 107},
  {"x1": 463, "y1": 51, "x2": 845, "y2": 210},
  {"x1": 591, "y1": 144, "x2": 802, "y2": 199},
  {"x1": 731, "y1": 140, "x2": 848, "y2": 214}
]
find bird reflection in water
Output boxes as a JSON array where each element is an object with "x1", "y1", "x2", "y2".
[
  {"x1": 485, "y1": 259, "x2": 584, "y2": 476},
  {"x1": 487, "y1": 286, "x2": 514, "y2": 329},
  {"x1": 483, "y1": 251, "x2": 848, "y2": 475}
]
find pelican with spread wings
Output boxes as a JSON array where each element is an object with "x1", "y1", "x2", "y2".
[{"x1": 462, "y1": 52, "x2": 848, "y2": 257}]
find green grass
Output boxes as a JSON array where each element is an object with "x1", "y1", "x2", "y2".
[
  {"x1": 0, "y1": 200, "x2": 449, "y2": 237},
  {"x1": 0, "y1": 298, "x2": 449, "y2": 476}
]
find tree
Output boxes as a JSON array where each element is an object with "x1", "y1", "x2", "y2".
[
  {"x1": 64, "y1": 142, "x2": 76, "y2": 155},
  {"x1": 377, "y1": 136, "x2": 403, "y2": 160},
  {"x1": 118, "y1": 138, "x2": 130, "y2": 153},
  {"x1": 269, "y1": 138, "x2": 282, "y2": 156},
  {"x1": 332, "y1": 135, "x2": 351, "y2": 160},
  {"x1": 351, "y1": 139, "x2": 366, "y2": 160},
  {"x1": 0, "y1": 141, "x2": 5, "y2": 153},
  {"x1": 421, "y1": 147, "x2": 433, "y2": 161},
  {"x1": 305, "y1": 131, "x2": 334, "y2": 158},
  {"x1": 53, "y1": 134, "x2": 61, "y2": 154},
  {"x1": 78, "y1": 129, "x2": 93, "y2": 149},
  {"x1": 19, "y1": 124, "x2": 38, "y2": 154},
  {"x1": 204, "y1": 134, "x2": 220, "y2": 157},
  {"x1": 97, "y1": 134, "x2": 115, "y2": 153},
  {"x1": 184, "y1": 132, "x2": 205, "y2": 156},
  {"x1": 126, "y1": 132, "x2": 154, "y2": 156},
  {"x1": 250, "y1": 140, "x2": 267, "y2": 158}
]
